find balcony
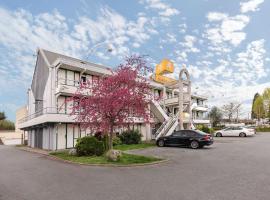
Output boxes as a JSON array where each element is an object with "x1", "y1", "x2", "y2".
[
  {"x1": 193, "y1": 104, "x2": 208, "y2": 112},
  {"x1": 161, "y1": 95, "x2": 190, "y2": 106},
  {"x1": 18, "y1": 107, "x2": 76, "y2": 129},
  {"x1": 192, "y1": 117, "x2": 210, "y2": 124},
  {"x1": 55, "y1": 78, "x2": 79, "y2": 95}
]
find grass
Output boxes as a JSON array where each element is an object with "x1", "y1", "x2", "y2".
[
  {"x1": 114, "y1": 142, "x2": 156, "y2": 151},
  {"x1": 50, "y1": 151, "x2": 162, "y2": 165},
  {"x1": 256, "y1": 127, "x2": 270, "y2": 132},
  {"x1": 16, "y1": 144, "x2": 26, "y2": 147}
]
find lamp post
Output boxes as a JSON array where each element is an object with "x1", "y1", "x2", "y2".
[{"x1": 86, "y1": 41, "x2": 113, "y2": 59}]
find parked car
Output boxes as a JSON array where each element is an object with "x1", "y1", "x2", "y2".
[
  {"x1": 156, "y1": 130, "x2": 214, "y2": 149},
  {"x1": 244, "y1": 125, "x2": 257, "y2": 134},
  {"x1": 215, "y1": 127, "x2": 255, "y2": 137}
]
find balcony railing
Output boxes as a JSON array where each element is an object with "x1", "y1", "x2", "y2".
[
  {"x1": 57, "y1": 78, "x2": 80, "y2": 87},
  {"x1": 192, "y1": 117, "x2": 209, "y2": 120},
  {"x1": 18, "y1": 107, "x2": 69, "y2": 124},
  {"x1": 196, "y1": 104, "x2": 208, "y2": 108}
]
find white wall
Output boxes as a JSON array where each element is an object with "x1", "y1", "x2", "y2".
[
  {"x1": 57, "y1": 124, "x2": 66, "y2": 150},
  {"x1": 42, "y1": 69, "x2": 52, "y2": 109},
  {"x1": 28, "y1": 90, "x2": 35, "y2": 116}
]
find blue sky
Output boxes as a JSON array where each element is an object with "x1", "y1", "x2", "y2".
[{"x1": 0, "y1": 0, "x2": 269, "y2": 121}]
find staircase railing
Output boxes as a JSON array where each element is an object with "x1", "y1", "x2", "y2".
[{"x1": 154, "y1": 111, "x2": 180, "y2": 139}]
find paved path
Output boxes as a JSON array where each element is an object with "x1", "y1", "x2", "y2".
[{"x1": 1, "y1": 133, "x2": 270, "y2": 200}]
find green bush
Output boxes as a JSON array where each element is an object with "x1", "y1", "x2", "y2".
[
  {"x1": 0, "y1": 120, "x2": 15, "y2": 130},
  {"x1": 196, "y1": 125, "x2": 214, "y2": 134},
  {"x1": 75, "y1": 136, "x2": 105, "y2": 156},
  {"x1": 119, "y1": 129, "x2": 142, "y2": 144},
  {"x1": 113, "y1": 136, "x2": 122, "y2": 146},
  {"x1": 256, "y1": 127, "x2": 270, "y2": 132},
  {"x1": 212, "y1": 126, "x2": 224, "y2": 131}
]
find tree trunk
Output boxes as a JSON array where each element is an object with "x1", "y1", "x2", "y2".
[{"x1": 109, "y1": 126, "x2": 114, "y2": 150}]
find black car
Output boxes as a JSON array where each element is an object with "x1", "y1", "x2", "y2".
[{"x1": 156, "y1": 129, "x2": 214, "y2": 149}]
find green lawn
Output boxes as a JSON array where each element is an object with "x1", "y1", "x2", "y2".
[
  {"x1": 114, "y1": 143, "x2": 156, "y2": 151},
  {"x1": 50, "y1": 151, "x2": 161, "y2": 165}
]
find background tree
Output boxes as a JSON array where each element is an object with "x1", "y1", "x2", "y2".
[
  {"x1": 0, "y1": 112, "x2": 6, "y2": 121},
  {"x1": 262, "y1": 88, "x2": 270, "y2": 118},
  {"x1": 70, "y1": 56, "x2": 152, "y2": 149},
  {"x1": 253, "y1": 95, "x2": 265, "y2": 120},
  {"x1": 208, "y1": 106, "x2": 223, "y2": 127},
  {"x1": 0, "y1": 112, "x2": 15, "y2": 130},
  {"x1": 222, "y1": 102, "x2": 242, "y2": 122},
  {"x1": 251, "y1": 93, "x2": 260, "y2": 119}
]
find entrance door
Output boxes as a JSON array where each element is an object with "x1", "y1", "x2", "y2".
[
  {"x1": 34, "y1": 128, "x2": 43, "y2": 149},
  {"x1": 67, "y1": 124, "x2": 74, "y2": 148},
  {"x1": 57, "y1": 124, "x2": 66, "y2": 149}
]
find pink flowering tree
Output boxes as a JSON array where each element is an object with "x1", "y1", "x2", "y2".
[{"x1": 70, "y1": 56, "x2": 152, "y2": 149}]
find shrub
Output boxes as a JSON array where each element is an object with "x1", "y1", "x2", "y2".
[
  {"x1": 119, "y1": 129, "x2": 142, "y2": 144},
  {"x1": 256, "y1": 127, "x2": 270, "y2": 132},
  {"x1": 197, "y1": 125, "x2": 214, "y2": 134},
  {"x1": 113, "y1": 136, "x2": 122, "y2": 146},
  {"x1": 75, "y1": 136, "x2": 105, "y2": 156}
]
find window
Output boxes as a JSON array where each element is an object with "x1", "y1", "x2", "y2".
[
  {"x1": 185, "y1": 130, "x2": 197, "y2": 136},
  {"x1": 172, "y1": 131, "x2": 183, "y2": 136},
  {"x1": 81, "y1": 76, "x2": 86, "y2": 83}
]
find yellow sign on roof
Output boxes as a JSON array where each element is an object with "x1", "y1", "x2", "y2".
[{"x1": 152, "y1": 59, "x2": 177, "y2": 84}]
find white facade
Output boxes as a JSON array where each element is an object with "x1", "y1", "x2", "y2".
[{"x1": 18, "y1": 48, "x2": 209, "y2": 150}]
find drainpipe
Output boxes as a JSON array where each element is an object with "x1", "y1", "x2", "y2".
[{"x1": 80, "y1": 68, "x2": 87, "y2": 80}]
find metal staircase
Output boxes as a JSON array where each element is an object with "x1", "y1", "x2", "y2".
[
  {"x1": 151, "y1": 100, "x2": 197, "y2": 140},
  {"x1": 150, "y1": 99, "x2": 169, "y2": 121},
  {"x1": 154, "y1": 111, "x2": 179, "y2": 140}
]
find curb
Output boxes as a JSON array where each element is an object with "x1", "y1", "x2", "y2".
[
  {"x1": 16, "y1": 146, "x2": 168, "y2": 168},
  {"x1": 17, "y1": 146, "x2": 50, "y2": 156},
  {"x1": 48, "y1": 154, "x2": 169, "y2": 167}
]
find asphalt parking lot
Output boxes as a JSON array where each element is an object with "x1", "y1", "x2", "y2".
[{"x1": 1, "y1": 133, "x2": 270, "y2": 200}]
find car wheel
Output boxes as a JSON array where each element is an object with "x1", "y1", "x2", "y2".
[
  {"x1": 239, "y1": 132, "x2": 246, "y2": 137},
  {"x1": 216, "y1": 132, "x2": 222, "y2": 137},
  {"x1": 157, "y1": 139, "x2": 165, "y2": 147},
  {"x1": 190, "y1": 141, "x2": 199, "y2": 149}
]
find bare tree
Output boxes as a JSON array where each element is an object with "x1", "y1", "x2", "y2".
[{"x1": 222, "y1": 102, "x2": 242, "y2": 122}]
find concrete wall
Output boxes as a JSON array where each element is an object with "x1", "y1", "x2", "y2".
[
  {"x1": 0, "y1": 131, "x2": 23, "y2": 145},
  {"x1": 15, "y1": 106, "x2": 28, "y2": 132},
  {"x1": 28, "y1": 130, "x2": 35, "y2": 148},
  {"x1": 28, "y1": 90, "x2": 35, "y2": 116},
  {"x1": 43, "y1": 68, "x2": 53, "y2": 109}
]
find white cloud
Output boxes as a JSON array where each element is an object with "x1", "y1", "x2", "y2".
[
  {"x1": 205, "y1": 12, "x2": 250, "y2": 50},
  {"x1": 207, "y1": 12, "x2": 228, "y2": 21},
  {"x1": 232, "y1": 39, "x2": 267, "y2": 84},
  {"x1": 159, "y1": 7, "x2": 179, "y2": 17},
  {"x1": 0, "y1": 6, "x2": 160, "y2": 120},
  {"x1": 178, "y1": 23, "x2": 187, "y2": 33},
  {"x1": 176, "y1": 51, "x2": 188, "y2": 62},
  {"x1": 0, "y1": 6, "x2": 158, "y2": 84},
  {"x1": 240, "y1": 0, "x2": 264, "y2": 13},
  {"x1": 188, "y1": 65, "x2": 202, "y2": 79},
  {"x1": 140, "y1": 0, "x2": 180, "y2": 17}
]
